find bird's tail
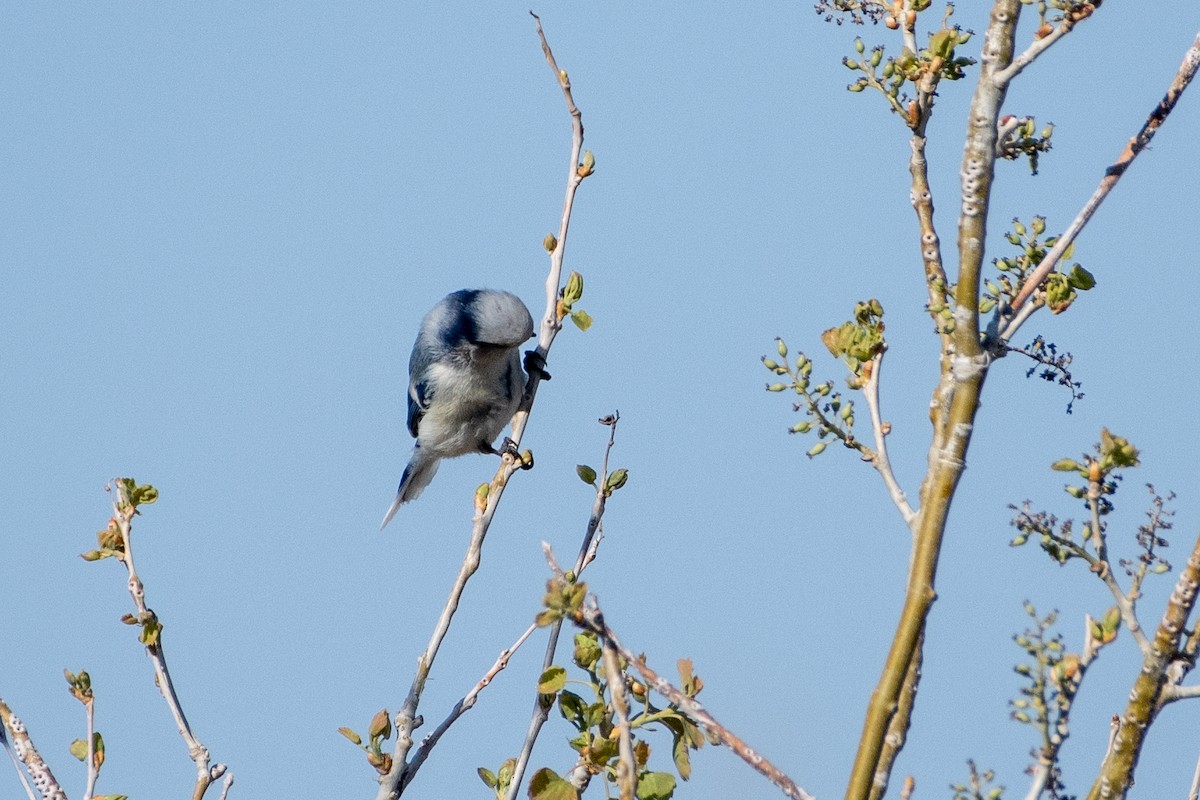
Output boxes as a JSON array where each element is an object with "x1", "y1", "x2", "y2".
[{"x1": 379, "y1": 447, "x2": 441, "y2": 530}]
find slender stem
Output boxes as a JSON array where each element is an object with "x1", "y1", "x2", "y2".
[
  {"x1": 863, "y1": 352, "x2": 916, "y2": 528},
  {"x1": 83, "y1": 698, "x2": 98, "y2": 800},
  {"x1": 1002, "y1": 31, "x2": 1200, "y2": 340},
  {"x1": 111, "y1": 484, "x2": 218, "y2": 800},
  {"x1": 399, "y1": 623, "x2": 539, "y2": 791},
  {"x1": 506, "y1": 415, "x2": 620, "y2": 799},
  {"x1": 600, "y1": 633, "x2": 636, "y2": 800},
  {"x1": 578, "y1": 602, "x2": 815, "y2": 800}
]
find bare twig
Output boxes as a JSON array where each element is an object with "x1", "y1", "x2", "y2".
[
  {"x1": 110, "y1": 481, "x2": 224, "y2": 800},
  {"x1": 577, "y1": 601, "x2": 816, "y2": 800},
  {"x1": 377, "y1": 14, "x2": 591, "y2": 798},
  {"x1": 1188, "y1": 746, "x2": 1200, "y2": 800},
  {"x1": 0, "y1": 698, "x2": 66, "y2": 800},
  {"x1": 992, "y1": 10, "x2": 1091, "y2": 86},
  {"x1": 506, "y1": 414, "x2": 621, "y2": 800},
  {"x1": 863, "y1": 352, "x2": 917, "y2": 529},
  {"x1": 399, "y1": 623, "x2": 539, "y2": 790},
  {"x1": 83, "y1": 696, "x2": 97, "y2": 800},
  {"x1": 1001, "y1": 31, "x2": 1200, "y2": 341},
  {"x1": 600, "y1": 632, "x2": 636, "y2": 800}
]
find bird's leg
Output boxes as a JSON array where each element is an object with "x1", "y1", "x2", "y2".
[{"x1": 523, "y1": 350, "x2": 551, "y2": 381}]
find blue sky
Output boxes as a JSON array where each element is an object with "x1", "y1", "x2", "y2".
[{"x1": 3, "y1": 4, "x2": 1199, "y2": 799}]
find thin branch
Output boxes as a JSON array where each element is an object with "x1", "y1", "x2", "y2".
[
  {"x1": 1188, "y1": 745, "x2": 1200, "y2": 800},
  {"x1": 0, "y1": 698, "x2": 66, "y2": 800},
  {"x1": 1163, "y1": 684, "x2": 1200, "y2": 703},
  {"x1": 83, "y1": 697, "x2": 97, "y2": 800},
  {"x1": 399, "y1": 623, "x2": 539, "y2": 790},
  {"x1": 1001, "y1": 30, "x2": 1200, "y2": 341},
  {"x1": 868, "y1": 631, "x2": 922, "y2": 800},
  {"x1": 506, "y1": 413, "x2": 621, "y2": 800},
  {"x1": 1086, "y1": 531, "x2": 1200, "y2": 799},
  {"x1": 577, "y1": 601, "x2": 816, "y2": 800},
  {"x1": 600, "y1": 632, "x2": 636, "y2": 800},
  {"x1": 110, "y1": 482, "x2": 222, "y2": 800},
  {"x1": 377, "y1": 15, "x2": 591, "y2": 798},
  {"x1": 992, "y1": 11, "x2": 1089, "y2": 86},
  {"x1": 862, "y1": 351, "x2": 917, "y2": 529}
]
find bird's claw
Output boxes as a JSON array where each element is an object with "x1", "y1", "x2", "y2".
[{"x1": 524, "y1": 350, "x2": 551, "y2": 381}]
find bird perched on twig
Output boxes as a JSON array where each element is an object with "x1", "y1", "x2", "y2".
[{"x1": 380, "y1": 289, "x2": 536, "y2": 530}]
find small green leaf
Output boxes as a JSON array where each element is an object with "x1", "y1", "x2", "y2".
[
  {"x1": 558, "y1": 690, "x2": 588, "y2": 729},
  {"x1": 570, "y1": 309, "x2": 593, "y2": 331},
  {"x1": 1067, "y1": 264, "x2": 1096, "y2": 290},
  {"x1": 636, "y1": 770, "x2": 677, "y2": 800},
  {"x1": 338, "y1": 727, "x2": 362, "y2": 746},
  {"x1": 529, "y1": 767, "x2": 580, "y2": 800},
  {"x1": 537, "y1": 665, "x2": 567, "y2": 694},
  {"x1": 70, "y1": 738, "x2": 88, "y2": 760},
  {"x1": 1050, "y1": 458, "x2": 1082, "y2": 472},
  {"x1": 576, "y1": 465, "x2": 597, "y2": 486},
  {"x1": 478, "y1": 767, "x2": 498, "y2": 788},
  {"x1": 604, "y1": 468, "x2": 629, "y2": 493}
]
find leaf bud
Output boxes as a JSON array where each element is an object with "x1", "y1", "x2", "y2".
[
  {"x1": 767, "y1": 383, "x2": 787, "y2": 392},
  {"x1": 854, "y1": 37, "x2": 865, "y2": 54},
  {"x1": 369, "y1": 709, "x2": 392, "y2": 741},
  {"x1": 776, "y1": 338, "x2": 788, "y2": 358},
  {"x1": 762, "y1": 358, "x2": 779, "y2": 371},
  {"x1": 806, "y1": 442, "x2": 827, "y2": 458},
  {"x1": 543, "y1": 233, "x2": 558, "y2": 252},
  {"x1": 1031, "y1": 216, "x2": 1046, "y2": 236}
]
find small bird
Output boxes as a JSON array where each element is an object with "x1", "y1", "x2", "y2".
[{"x1": 380, "y1": 289, "x2": 536, "y2": 530}]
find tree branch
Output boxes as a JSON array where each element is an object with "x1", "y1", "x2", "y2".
[
  {"x1": 576, "y1": 601, "x2": 816, "y2": 800},
  {"x1": 1086, "y1": 531, "x2": 1200, "y2": 799},
  {"x1": 505, "y1": 414, "x2": 621, "y2": 800},
  {"x1": 862, "y1": 351, "x2": 917, "y2": 529},
  {"x1": 1000, "y1": 30, "x2": 1200, "y2": 341},
  {"x1": 110, "y1": 481, "x2": 225, "y2": 800},
  {"x1": 846, "y1": 4, "x2": 1021, "y2": 798},
  {"x1": 0, "y1": 697, "x2": 66, "y2": 800}
]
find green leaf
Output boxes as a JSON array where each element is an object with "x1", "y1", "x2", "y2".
[
  {"x1": 576, "y1": 465, "x2": 597, "y2": 486},
  {"x1": 337, "y1": 727, "x2": 362, "y2": 746},
  {"x1": 604, "y1": 468, "x2": 629, "y2": 493},
  {"x1": 559, "y1": 690, "x2": 589, "y2": 729},
  {"x1": 70, "y1": 738, "x2": 88, "y2": 760},
  {"x1": 132, "y1": 484, "x2": 159, "y2": 506},
  {"x1": 636, "y1": 771, "x2": 677, "y2": 800},
  {"x1": 477, "y1": 767, "x2": 498, "y2": 788},
  {"x1": 570, "y1": 309, "x2": 593, "y2": 331},
  {"x1": 537, "y1": 665, "x2": 567, "y2": 694},
  {"x1": 1049, "y1": 459, "x2": 1082, "y2": 473},
  {"x1": 1067, "y1": 264, "x2": 1096, "y2": 290},
  {"x1": 672, "y1": 733, "x2": 691, "y2": 781},
  {"x1": 529, "y1": 767, "x2": 580, "y2": 800}
]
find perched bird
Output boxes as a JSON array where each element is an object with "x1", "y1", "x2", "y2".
[{"x1": 380, "y1": 289, "x2": 536, "y2": 530}]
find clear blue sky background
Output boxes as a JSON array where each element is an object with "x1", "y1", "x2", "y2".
[{"x1": 3, "y1": 4, "x2": 1199, "y2": 799}]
